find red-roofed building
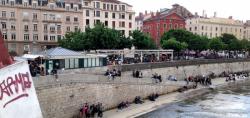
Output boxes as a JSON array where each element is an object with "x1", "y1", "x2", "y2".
[{"x1": 143, "y1": 12, "x2": 186, "y2": 46}]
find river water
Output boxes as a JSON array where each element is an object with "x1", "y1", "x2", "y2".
[{"x1": 139, "y1": 80, "x2": 250, "y2": 118}]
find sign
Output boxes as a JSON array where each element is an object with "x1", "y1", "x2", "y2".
[{"x1": 0, "y1": 61, "x2": 43, "y2": 118}]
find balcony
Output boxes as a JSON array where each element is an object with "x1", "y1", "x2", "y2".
[
  {"x1": 0, "y1": 16, "x2": 7, "y2": 20},
  {"x1": 42, "y1": 19, "x2": 62, "y2": 23},
  {"x1": 50, "y1": 30, "x2": 56, "y2": 34}
]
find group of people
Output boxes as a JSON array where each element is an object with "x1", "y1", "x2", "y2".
[
  {"x1": 186, "y1": 75, "x2": 212, "y2": 86},
  {"x1": 117, "y1": 101, "x2": 129, "y2": 110},
  {"x1": 152, "y1": 73, "x2": 162, "y2": 83},
  {"x1": 104, "y1": 69, "x2": 121, "y2": 80},
  {"x1": 29, "y1": 61, "x2": 45, "y2": 77},
  {"x1": 134, "y1": 96, "x2": 144, "y2": 104},
  {"x1": 132, "y1": 70, "x2": 143, "y2": 78},
  {"x1": 148, "y1": 93, "x2": 159, "y2": 101},
  {"x1": 80, "y1": 103, "x2": 104, "y2": 118},
  {"x1": 226, "y1": 73, "x2": 249, "y2": 82}
]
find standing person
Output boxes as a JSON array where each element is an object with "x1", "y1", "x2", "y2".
[
  {"x1": 97, "y1": 103, "x2": 103, "y2": 118},
  {"x1": 83, "y1": 103, "x2": 89, "y2": 118}
]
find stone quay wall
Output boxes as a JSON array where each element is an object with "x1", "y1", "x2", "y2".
[{"x1": 36, "y1": 83, "x2": 180, "y2": 118}]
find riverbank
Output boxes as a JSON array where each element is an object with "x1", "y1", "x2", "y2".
[{"x1": 103, "y1": 77, "x2": 248, "y2": 118}]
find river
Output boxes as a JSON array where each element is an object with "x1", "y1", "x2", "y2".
[{"x1": 139, "y1": 80, "x2": 250, "y2": 118}]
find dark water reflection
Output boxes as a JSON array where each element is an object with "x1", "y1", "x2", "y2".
[{"x1": 139, "y1": 81, "x2": 250, "y2": 118}]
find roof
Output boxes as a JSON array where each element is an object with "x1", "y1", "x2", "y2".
[
  {"x1": 144, "y1": 12, "x2": 185, "y2": 22},
  {"x1": 85, "y1": 0, "x2": 133, "y2": 6},
  {"x1": 38, "y1": 47, "x2": 82, "y2": 59}
]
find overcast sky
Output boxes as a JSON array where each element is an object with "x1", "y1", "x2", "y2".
[{"x1": 122, "y1": 0, "x2": 250, "y2": 21}]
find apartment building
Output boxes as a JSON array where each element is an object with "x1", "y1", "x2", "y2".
[
  {"x1": 0, "y1": 0, "x2": 83, "y2": 55},
  {"x1": 186, "y1": 13, "x2": 245, "y2": 39},
  {"x1": 82, "y1": 0, "x2": 135, "y2": 36}
]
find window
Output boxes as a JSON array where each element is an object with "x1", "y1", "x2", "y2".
[
  {"x1": 32, "y1": 2, "x2": 37, "y2": 8},
  {"x1": 23, "y1": 44, "x2": 30, "y2": 51},
  {"x1": 44, "y1": 14, "x2": 48, "y2": 20},
  {"x1": 10, "y1": 1, "x2": 14, "y2": 6},
  {"x1": 202, "y1": 26, "x2": 204, "y2": 30},
  {"x1": 95, "y1": 20, "x2": 100, "y2": 25},
  {"x1": 10, "y1": 44, "x2": 16, "y2": 52},
  {"x1": 67, "y1": 26, "x2": 70, "y2": 32},
  {"x1": 103, "y1": 3, "x2": 106, "y2": 9},
  {"x1": 74, "y1": 6, "x2": 78, "y2": 11},
  {"x1": 33, "y1": 13, "x2": 37, "y2": 20},
  {"x1": 105, "y1": 21, "x2": 108, "y2": 26},
  {"x1": 96, "y1": 2, "x2": 100, "y2": 8},
  {"x1": 11, "y1": 24, "x2": 15, "y2": 30},
  {"x1": 119, "y1": 21, "x2": 125, "y2": 28},
  {"x1": 86, "y1": 19, "x2": 90, "y2": 26},
  {"x1": 105, "y1": 12, "x2": 108, "y2": 18},
  {"x1": 74, "y1": 26, "x2": 78, "y2": 31},
  {"x1": 33, "y1": 24, "x2": 38, "y2": 31},
  {"x1": 111, "y1": 4, "x2": 113, "y2": 10},
  {"x1": 24, "y1": 34, "x2": 29, "y2": 41},
  {"x1": 24, "y1": 25, "x2": 29, "y2": 31},
  {"x1": 24, "y1": 2, "x2": 28, "y2": 7},
  {"x1": 216, "y1": 27, "x2": 218, "y2": 31},
  {"x1": 195, "y1": 26, "x2": 197, "y2": 31},
  {"x1": 86, "y1": 10, "x2": 89, "y2": 17},
  {"x1": 114, "y1": 5, "x2": 117, "y2": 11},
  {"x1": 11, "y1": 12, "x2": 15, "y2": 18},
  {"x1": 66, "y1": 6, "x2": 70, "y2": 11},
  {"x1": 2, "y1": 22, "x2": 6, "y2": 29},
  {"x1": 66, "y1": 16, "x2": 70, "y2": 22},
  {"x1": 169, "y1": 24, "x2": 172, "y2": 29},
  {"x1": 33, "y1": 34, "x2": 38, "y2": 41},
  {"x1": 57, "y1": 35, "x2": 61, "y2": 41},
  {"x1": 50, "y1": 36, "x2": 55, "y2": 41},
  {"x1": 96, "y1": 11, "x2": 100, "y2": 17},
  {"x1": 129, "y1": 22, "x2": 132, "y2": 28},
  {"x1": 121, "y1": 5, "x2": 125, "y2": 11},
  {"x1": 74, "y1": 17, "x2": 78, "y2": 22},
  {"x1": 84, "y1": 2, "x2": 88, "y2": 6},
  {"x1": 44, "y1": 35, "x2": 48, "y2": 41},
  {"x1": 129, "y1": 14, "x2": 132, "y2": 20},
  {"x1": 2, "y1": 11, "x2": 6, "y2": 18},
  {"x1": 44, "y1": 24, "x2": 48, "y2": 31},
  {"x1": 189, "y1": 27, "x2": 192, "y2": 31},
  {"x1": 112, "y1": 13, "x2": 116, "y2": 19},
  {"x1": 3, "y1": 33, "x2": 7, "y2": 40},
  {"x1": 50, "y1": 26, "x2": 55, "y2": 32},
  {"x1": 57, "y1": 25, "x2": 61, "y2": 31},
  {"x1": 112, "y1": 21, "x2": 115, "y2": 28},
  {"x1": 107, "y1": 4, "x2": 110, "y2": 10},
  {"x1": 164, "y1": 24, "x2": 167, "y2": 29},
  {"x1": 119, "y1": 13, "x2": 125, "y2": 19},
  {"x1": 175, "y1": 24, "x2": 178, "y2": 29}
]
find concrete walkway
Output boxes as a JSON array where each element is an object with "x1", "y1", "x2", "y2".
[{"x1": 103, "y1": 77, "x2": 239, "y2": 118}]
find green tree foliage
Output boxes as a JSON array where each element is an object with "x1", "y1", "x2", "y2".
[
  {"x1": 59, "y1": 23, "x2": 132, "y2": 50},
  {"x1": 208, "y1": 38, "x2": 224, "y2": 51},
  {"x1": 188, "y1": 35, "x2": 209, "y2": 51},
  {"x1": 161, "y1": 38, "x2": 188, "y2": 52},
  {"x1": 130, "y1": 30, "x2": 156, "y2": 49},
  {"x1": 161, "y1": 29, "x2": 195, "y2": 44}
]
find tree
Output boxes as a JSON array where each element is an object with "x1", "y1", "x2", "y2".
[
  {"x1": 220, "y1": 33, "x2": 238, "y2": 50},
  {"x1": 208, "y1": 38, "x2": 224, "y2": 51},
  {"x1": 161, "y1": 38, "x2": 188, "y2": 52},
  {"x1": 130, "y1": 30, "x2": 156, "y2": 49},
  {"x1": 161, "y1": 29, "x2": 195, "y2": 44},
  {"x1": 188, "y1": 35, "x2": 209, "y2": 51}
]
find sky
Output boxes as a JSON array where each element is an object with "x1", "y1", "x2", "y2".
[{"x1": 122, "y1": 0, "x2": 250, "y2": 21}]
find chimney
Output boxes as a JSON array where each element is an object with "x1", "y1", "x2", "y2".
[
  {"x1": 145, "y1": 10, "x2": 148, "y2": 15},
  {"x1": 214, "y1": 12, "x2": 217, "y2": 18},
  {"x1": 195, "y1": 12, "x2": 198, "y2": 17},
  {"x1": 139, "y1": 12, "x2": 143, "y2": 17},
  {"x1": 202, "y1": 10, "x2": 205, "y2": 17},
  {"x1": 229, "y1": 16, "x2": 233, "y2": 19},
  {"x1": 156, "y1": 11, "x2": 160, "y2": 16},
  {"x1": 151, "y1": 12, "x2": 154, "y2": 17}
]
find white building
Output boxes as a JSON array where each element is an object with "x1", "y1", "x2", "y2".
[
  {"x1": 82, "y1": 0, "x2": 135, "y2": 36},
  {"x1": 186, "y1": 13, "x2": 245, "y2": 39}
]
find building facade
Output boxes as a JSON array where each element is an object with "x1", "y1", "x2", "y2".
[
  {"x1": 82, "y1": 0, "x2": 135, "y2": 37},
  {"x1": 143, "y1": 13, "x2": 186, "y2": 46},
  {"x1": 135, "y1": 11, "x2": 154, "y2": 31},
  {"x1": 186, "y1": 16, "x2": 245, "y2": 39},
  {"x1": 0, "y1": 0, "x2": 83, "y2": 55}
]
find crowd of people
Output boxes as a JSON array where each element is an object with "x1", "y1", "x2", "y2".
[
  {"x1": 132, "y1": 70, "x2": 143, "y2": 78},
  {"x1": 79, "y1": 103, "x2": 104, "y2": 118},
  {"x1": 225, "y1": 72, "x2": 249, "y2": 82},
  {"x1": 104, "y1": 69, "x2": 121, "y2": 80},
  {"x1": 152, "y1": 73, "x2": 162, "y2": 83},
  {"x1": 29, "y1": 58, "x2": 45, "y2": 77}
]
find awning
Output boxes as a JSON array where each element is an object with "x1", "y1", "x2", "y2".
[{"x1": 22, "y1": 54, "x2": 43, "y2": 60}]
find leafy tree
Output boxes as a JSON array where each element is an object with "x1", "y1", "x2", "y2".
[
  {"x1": 130, "y1": 30, "x2": 156, "y2": 49},
  {"x1": 188, "y1": 35, "x2": 209, "y2": 51},
  {"x1": 161, "y1": 29, "x2": 195, "y2": 44},
  {"x1": 208, "y1": 38, "x2": 224, "y2": 51},
  {"x1": 161, "y1": 38, "x2": 188, "y2": 52},
  {"x1": 228, "y1": 39, "x2": 243, "y2": 51}
]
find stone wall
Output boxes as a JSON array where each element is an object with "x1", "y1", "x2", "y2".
[{"x1": 36, "y1": 83, "x2": 180, "y2": 118}]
